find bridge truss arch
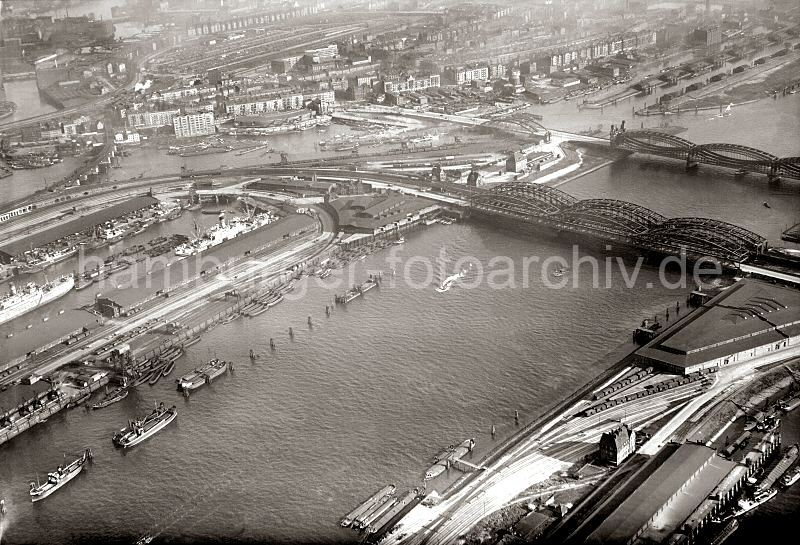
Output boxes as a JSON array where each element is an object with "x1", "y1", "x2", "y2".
[
  {"x1": 470, "y1": 182, "x2": 577, "y2": 217},
  {"x1": 614, "y1": 130, "x2": 695, "y2": 158},
  {"x1": 631, "y1": 217, "x2": 767, "y2": 263},
  {"x1": 549, "y1": 199, "x2": 668, "y2": 238}
]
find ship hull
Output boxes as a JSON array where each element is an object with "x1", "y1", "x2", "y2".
[
  {"x1": 0, "y1": 277, "x2": 74, "y2": 326},
  {"x1": 114, "y1": 409, "x2": 177, "y2": 448}
]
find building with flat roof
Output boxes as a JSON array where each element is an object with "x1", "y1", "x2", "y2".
[
  {"x1": 173, "y1": 112, "x2": 215, "y2": 138},
  {"x1": 635, "y1": 279, "x2": 800, "y2": 375},
  {"x1": 587, "y1": 443, "x2": 736, "y2": 545}
]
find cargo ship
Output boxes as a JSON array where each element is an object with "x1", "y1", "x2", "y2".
[
  {"x1": 29, "y1": 449, "x2": 93, "y2": 502},
  {"x1": 0, "y1": 275, "x2": 74, "y2": 326},
  {"x1": 176, "y1": 358, "x2": 229, "y2": 391},
  {"x1": 174, "y1": 211, "x2": 275, "y2": 257},
  {"x1": 112, "y1": 404, "x2": 177, "y2": 448}
]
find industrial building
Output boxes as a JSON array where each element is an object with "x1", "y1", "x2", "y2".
[
  {"x1": 330, "y1": 194, "x2": 439, "y2": 234},
  {"x1": 635, "y1": 279, "x2": 800, "y2": 375},
  {"x1": 587, "y1": 443, "x2": 737, "y2": 545}
]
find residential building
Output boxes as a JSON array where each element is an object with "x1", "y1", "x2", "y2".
[
  {"x1": 447, "y1": 64, "x2": 489, "y2": 84},
  {"x1": 127, "y1": 109, "x2": 181, "y2": 129},
  {"x1": 382, "y1": 73, "x2": 441, "y2": 93},
  {"x1": 173, "y1": 112, "x2": 216, "y2": 138}
]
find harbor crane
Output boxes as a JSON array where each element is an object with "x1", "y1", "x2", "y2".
[{"x1": 728, "y1": 400, "x2": 767, "y2": 431}]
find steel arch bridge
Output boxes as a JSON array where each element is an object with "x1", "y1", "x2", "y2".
[
  {"x1": 611, "y1": 130, "x2": 800, "y2": 180},
  {"x1": 469, "y1": 183, "x2": 767, "y2": 262},
  {"x1": 471, "y1": 181, "x2": 578, "y2": 216}
]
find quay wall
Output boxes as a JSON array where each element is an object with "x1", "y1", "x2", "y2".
[{"x1": 0, "y1": 374, "x2": 110, "y2": 447}]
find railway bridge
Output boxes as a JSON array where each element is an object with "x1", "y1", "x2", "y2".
[
  {"x1": 470, "y1": 181, "x2": 768, "y2": 263},
  {"x1": 611, "y1": 130, "x2": 800, "y2": 181}
]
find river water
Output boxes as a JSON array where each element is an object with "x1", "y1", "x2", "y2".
[{"x1": 0, "y1": 93, "x2": 798, "y2": 543}]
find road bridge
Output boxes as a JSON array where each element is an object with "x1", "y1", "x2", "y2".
[
  {"x1": 611, "y1": 130, "x2": 800, "y2": 181},
  {"x1": 470, "y1": 181, "x2": 767, "y2": 263}
]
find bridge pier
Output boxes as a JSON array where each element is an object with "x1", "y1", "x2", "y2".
[{"x1": 685, "y1": 158, "x2": 699, "y2": 171}]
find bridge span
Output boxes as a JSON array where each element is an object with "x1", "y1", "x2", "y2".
[
  {"x1": 470, "y1": 181, "x2": 767, "y2": 263},
  {"x1": 610, "y1": 129, "x2": 800, "y2": 181},
  {"x1": 183, "y1": 165, "x2": 767, "y2": 264}
]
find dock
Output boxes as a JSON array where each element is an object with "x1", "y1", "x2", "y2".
[{"x1": 0, "y1": 373, "x2": 110, "y2": 447}]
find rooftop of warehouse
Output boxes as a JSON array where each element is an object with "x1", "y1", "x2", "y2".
[{"x1": 636, "y1": 279, "x2": 800, "y2": 368}]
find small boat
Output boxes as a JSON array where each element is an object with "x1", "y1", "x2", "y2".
[
  {"x1": 148, "y1": 367, "x2": 165, "y2": 386},
  {"x1": 112, "y1": 404, "x2": 177, "y2": 448},
  {"x1": 183, "y1": 336, "x2": 201, "y2": 348},
  {"x1": 162, "y1": 360, "x2": 175, "y2": 377},
  {"x1": 130, "y1": 371, "x2": 152, "y2": 387},
  {"x1": 393, "y1": 236, "x2": 405, "y2": 245},
  {"x1": 91, "y1": 387, "x2": 128, "y2": 409},
  {"x1": 29, "y1": 449, "x2": 93, "y2": 502},
  {"x1": 135, "y1": 536, "x2": 153, "y2": 545},
  {"x1": 763, "y1": 201, "x2": 771, "y2": 208}
]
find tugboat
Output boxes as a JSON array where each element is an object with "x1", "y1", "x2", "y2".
[
  {"x1": 781, "y1": 466, "x2": 800, "y2": 488},
  {"x1": 112, "y1": 403, "x2": 177, "y2": 448},
  {"x1": 29, "y1": 449, "x2": 93, "y2": 502}
]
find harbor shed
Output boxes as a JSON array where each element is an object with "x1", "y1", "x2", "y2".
[
  {"x1": 635, "y1": 279, "x2": 800, "y2": 375},
  {"x1": 586, "y1": 443, "x2": 736, "y2": 545}
]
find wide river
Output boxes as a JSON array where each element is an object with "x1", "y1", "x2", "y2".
[{"x1": 0, "y1": 93, "x2": 798, "y2": 543}]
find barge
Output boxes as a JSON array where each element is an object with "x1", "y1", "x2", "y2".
[{"x1": 341, "y1": 484, "x2": 395, "y2": 528}]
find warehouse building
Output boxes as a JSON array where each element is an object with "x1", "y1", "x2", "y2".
[{"x1": 635, "y1": 279, "x2": 800, "y2": 375}]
